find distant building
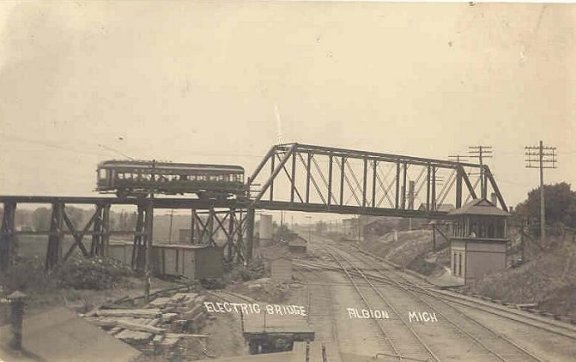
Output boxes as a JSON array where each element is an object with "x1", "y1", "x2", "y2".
[
  {"x1": 178, "y1": 227, "x2": 226, "y2": 244},
  {"x1": 179, "y1": 228, "x2": 192, "y2": 243},
  {"x1": 288, "y1": 236, "x2": 307, "y2": 253},
  {"x1": 342, "y1": 218, "x2": 360, "y2": 240},
  {"x1": 418, "y1": 203, "x2": 455, "y2": 213}
]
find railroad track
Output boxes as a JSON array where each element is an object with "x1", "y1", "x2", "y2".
[
  {"x1": 301, "y1": 244, "x2": 576, "y2": 343},
  {"x1": 348, "y1": 246, "x2": 576, "y2": 341},
  {"x1": 320, "y1": 245, "x2": 440, "y2": 362},
  {"x1": 323, "y1": 244, "x2": 549, "y2": 362},
  {"x1": 302, "y1": 266, "x2": 340, "y2": 342}
]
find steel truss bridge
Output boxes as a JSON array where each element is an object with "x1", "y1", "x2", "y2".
[{"x1": 0, "y1": 143, "x2": 507, "y2": 271}]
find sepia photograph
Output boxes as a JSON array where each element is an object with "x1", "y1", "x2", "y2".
[{"x1": 0, "y1": 1, "x2": 575, "y2": 361}]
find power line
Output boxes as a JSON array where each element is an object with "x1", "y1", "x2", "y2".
[
  {"x1": 448, "y1": 155, "x2": 468, "y2": 163},
  {"x1": 525, "y1": 141, "x2": 557, "y2": 243},
  {"x1": 468, "y1": 145, "x2": 493, "y2": 197}
]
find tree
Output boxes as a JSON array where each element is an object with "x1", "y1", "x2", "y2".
[
  {"x1": 515, "y1": 182, "x2": 576, "y2": 229},
  {"x1": 65, "y1": 206, "x2": 85, "y2": 229},
  {"x1": 31, "y1": 207, "x2": 51, "y2": 231}
]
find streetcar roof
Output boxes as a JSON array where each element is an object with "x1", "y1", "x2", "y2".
[{"x1": 97, "y1": 160, "x2": 244, "y2": 172}]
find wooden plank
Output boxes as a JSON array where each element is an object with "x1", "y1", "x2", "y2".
[
  {"x1": 165, "y1": 333, "x2": 209, "y2": 338},
  {"x1": 96, "y1": 308, "x2": 161, "y2": 318},
  {"x1": 86, "y1": 318, "x2": 165, "y2": 333},
  {"x1": 115, "y1": 330, "x2": 153, "y2": 344},
  {"x1": 116, "y1": 320, "x2": 165, "y2": 334}
]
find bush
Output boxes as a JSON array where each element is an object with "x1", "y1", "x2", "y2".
[
  {"x1": 54, "y1": 257, "x2": 133, "y2": 290},
  {"x1": 0, "y1": 257, "x2": 51, "y2": 293}
]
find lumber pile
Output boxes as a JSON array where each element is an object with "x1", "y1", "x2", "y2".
[{"x1": 82, "y1": 292, "x2": 209, "y2": 350}]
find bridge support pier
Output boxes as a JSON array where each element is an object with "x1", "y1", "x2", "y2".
[
  {"x1": 0, "y1": 202, "x2": 16, "y2": 271},
  {"x1": 245, "y1": 208, "x2": 255, "y2": 262},
  {"x1": 46, "y1": 202, "x2": 64, "y2": 270},
  {"x1": 132, "y1": 205, "x2": 146, "y2": 271}
]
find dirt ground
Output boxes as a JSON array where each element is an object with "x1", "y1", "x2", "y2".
[
  {"x1": 360, "y1": 229, "x2": 448, "y2": 277},
  {"x1": 465, "y1": 239, "x2": 576, "y2": 318},
  {"x1": 0, "y1": 276, "x2": 178, "y2": 327}
]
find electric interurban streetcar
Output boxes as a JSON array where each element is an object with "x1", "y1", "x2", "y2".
[{"x1": 96, "y1": 160, "x2": 246, "y2": 199}]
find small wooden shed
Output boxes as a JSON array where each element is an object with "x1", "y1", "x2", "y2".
[
  {"x1": 270, "y1": 256, "x2": 293, "y2": 282},
  {"x1": 152, "y1": 244, "x2": 224, "y2": 280},
  {"x1": 108, "y1": 242, "x2": 223, "y2": 280}
]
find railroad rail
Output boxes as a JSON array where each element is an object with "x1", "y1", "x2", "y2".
[
  {"x1": 320, "y1": 245, "x2": 439, "y2": 362},
  {"x1": 324, "y1": 244, "x2": 549, "y2": 362},
  {"x1": 349, "y1": 246, "x2": 576, "y2": 340}
]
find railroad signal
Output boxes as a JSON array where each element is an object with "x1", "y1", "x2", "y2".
[{"x1": 525, "y1": 141, "x2": 557, "y2": 243}]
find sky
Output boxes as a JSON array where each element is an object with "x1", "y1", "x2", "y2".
[{"x1": 0, "y1": 1, "x2": 574, "y2": 217}]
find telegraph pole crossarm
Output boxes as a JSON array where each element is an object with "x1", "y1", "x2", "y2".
[
  {"x1": 525, "y1": 141, "x2": 557, "y2": 244},
  {"x1": 468, "y1": 146, "x2": 493, "y2": 199}
]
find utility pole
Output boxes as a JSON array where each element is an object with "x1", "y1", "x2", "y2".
[
  {"x1": 448, "y1": 155, "x2": 468, "y2": 163},
  {"x1": 525, "y1": 141, "x2": 557, "y2": 243},
  {"x1": 144, "y1": 159, "x2": 156, "y2": 303},
  {"x1": 468, "y1": 146, "x2": 492, "y2": 197},
  {"x1": 168, "y1": 209, "x2": 174, "y2": 244},
  {"x1": 305, "y1": 216, "x2": 312, "y2": 243}
]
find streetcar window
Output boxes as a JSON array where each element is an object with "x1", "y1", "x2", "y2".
[{"x1": 98, "y1": 169, "x2": 106, "y2": 180}]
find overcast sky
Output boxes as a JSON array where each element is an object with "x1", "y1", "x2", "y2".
[{"x1": 0, "y1": 1, "x2": 574, "y2": 212}]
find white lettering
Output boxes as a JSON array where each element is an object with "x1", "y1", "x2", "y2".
[
  {"x1": 240, "y1": 304, "x2": 249, "y2": 314},
  {"x1": 347, "y1": 308, "x2": 357, "y2": 319},
  {"x1": 408, "y1": 311, "x2": 438, "y2": 322},
  {"x1": 204, "y1": 302, "x2": 215, "y2": 313}
]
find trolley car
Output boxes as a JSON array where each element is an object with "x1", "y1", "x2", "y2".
[{"x1": 96, "y1": 160, "x2": 246, "y2": 199}]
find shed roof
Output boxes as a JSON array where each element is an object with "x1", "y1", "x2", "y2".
[
  {"x1": 448, "y1": 198, "x2": 509, "y2": 217},
  {"x1": 0, "y1": 307, "x2": 140, "y2": 362}
]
